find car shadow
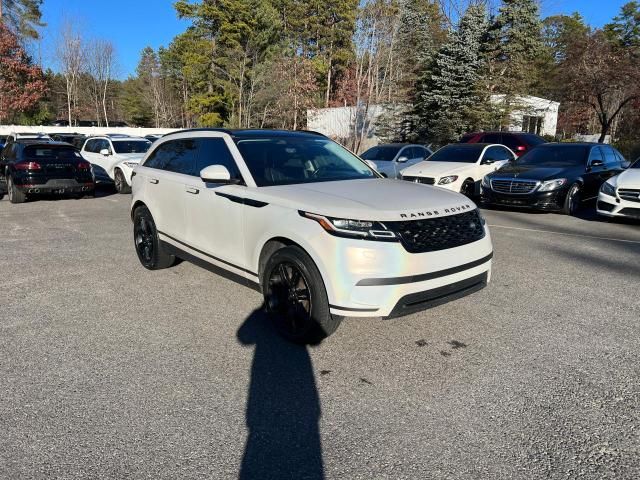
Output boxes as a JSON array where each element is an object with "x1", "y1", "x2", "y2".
[{"x1": 236, "y1": 308, "x2": 324, "y2": 480}]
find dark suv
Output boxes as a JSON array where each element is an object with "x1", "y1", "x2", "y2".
[
  {"x1": 0, "y1": 141, "x2": 95, "y2": 203},
  {"x1": 481, "y1": 143, "x2": 627, "y2": 215},
  {"x1": 460, "y1": 131, "x2": 546, "y2": 156}
]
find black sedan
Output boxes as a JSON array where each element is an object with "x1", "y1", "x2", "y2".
[{"x1": 481, "y1": 143, "x2": 628, "y2": 215}]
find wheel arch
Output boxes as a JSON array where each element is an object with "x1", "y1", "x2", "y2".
[
  {"x1": 131, "y1": 200, "x2": 148, "y2": 220},
  {"x1": 257, "y1": 236, "x2": 305, "y2": 285}
]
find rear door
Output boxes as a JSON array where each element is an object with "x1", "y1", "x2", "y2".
[{"x1": 136, "y1": 139, "x2": 190, "y2": 241}]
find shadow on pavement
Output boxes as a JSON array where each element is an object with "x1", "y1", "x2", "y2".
[{"x1": 237, "y1": 308, "x2": 324, "y2": 480}]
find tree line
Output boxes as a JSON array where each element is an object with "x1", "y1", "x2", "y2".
[{"x1": 1, "y1": 0, "x2": 639, "y2": 156}]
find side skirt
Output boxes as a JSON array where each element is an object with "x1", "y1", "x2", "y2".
[{"x1": 160, "y1": 240, "x2": 261, "y2": 293}]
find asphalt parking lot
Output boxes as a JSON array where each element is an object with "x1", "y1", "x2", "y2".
[{"x1": 1, "y1": 191, "x2": 639, "y2": 480}]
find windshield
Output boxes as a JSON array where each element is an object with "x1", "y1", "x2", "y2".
[
  {"x1": 113, "y1": 140, "x2": 151, "y2": 154},
  {"x1": 235, "y1": 137, "x2": 377, "y2": 187},
  {"x1": 360, "y1": 145, "x2": 403, "y2": 161},
  {"x1": 429, "y1": 145, "x2": 483, "y2": 163},
  {"x1": 515, "y1": 146, "x2": 588, "y2": 167}
]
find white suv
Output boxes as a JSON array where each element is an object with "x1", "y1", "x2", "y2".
[
  {"x1": 81, "y1": 135, "x2": 151, "y2": 193},
  {"x1": 131, "y1": 129, "x2": 493, "y2": 343}
]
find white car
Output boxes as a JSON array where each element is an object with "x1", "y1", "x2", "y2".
[
  {"x1": 597, "y1": 158, "x2": 640, "y2": 219},
  {"x1": 360, "y1": 144, "x2": 432, "y2": 178},
  {"x1": 80, "y1": 135, "x2": 152, "y2": 193},
  {"x1": 400, "y1": 143, "x2": 516, "y2": 197},
  {"x1": 130, "y1": 129, "x2": 493, "y2": 344}
]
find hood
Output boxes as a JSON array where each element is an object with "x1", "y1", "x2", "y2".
[
  {"x1": 488, "y1": 164, "x2": 575, "y2": 181},
  {"x1": 401, "y1": 161, "x2": 475, "y2": 178},
  {"x1": 253, "y1": 178, "x2": 476, "y2": 221},
  {"x1": 614, "y1": 168, "x2": 640, "y2": 187},
  {"x1": 115, "y1": 153, "x2": 145, "y2": 162}
]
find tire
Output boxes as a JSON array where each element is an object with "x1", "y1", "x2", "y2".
[
  {"x1": 7, "y1": 175, "x2": 26, "y2": 204},
  {"x1": 262, "y1": 245, "x2": 342, "y2": 344},
  {"x1": 114, "y1": 169, "x2": 131, "y2": 194},
  {"x1": 133, "y1": 205, "x2": 175, "y2": 270},
  {"x1": 460, "y1": 179, "x2": 475, "y2": 198},
  {"x1": 563, "y1": 183, "x2": 581, "y2": 216}
]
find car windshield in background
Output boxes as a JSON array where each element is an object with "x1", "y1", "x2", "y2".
[
  {"x1": 360, "y1": 145, "x2": 402, "y2": 161},
  {"x1": 235, "y1": 137, "x2": 376, "y2": 187},
  {"x1": 515, "y1": 146, "x2": 588, "y2": 167},
  {"x1": 24, "y1": 146, "x2": 81, "y2": 160},
  {"x1": 631, "y1": 158, "x2": 640, "y2": 169},
  {"x1": 113, "y1": 141, "x2": 151, "y2": 154},
  {"x1": 520, "y1": 134, "x2": 546, "y2": 146},
  {"x1": 429, "y1": 145, "x2": 483, "y2": 163}
]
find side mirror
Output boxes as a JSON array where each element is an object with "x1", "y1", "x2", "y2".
[
  {"x1": 99, "y1": 148, "x2": 111, "y2": 156},
  {"x1": 396, "y1": 156, "x2": 409, "y2": 163},
  {"x1": 590, "y1": 159, "x2": 604, "y2": 168},
  {"x1": 200, "y1": 164, "x2": 232, "y2": 184}
]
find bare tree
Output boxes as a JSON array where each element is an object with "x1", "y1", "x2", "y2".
[
  {"x1": 86, "y1": 38, "x2": 115, "y2": 126},
  {"x1": 56, "y1": 21, "x2": 84, "y2": 126}
]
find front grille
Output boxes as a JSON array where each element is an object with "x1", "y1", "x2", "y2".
[
  {"x1": 491, "y1": 178, "x2": 538, "y2": 194},
  {"x1": 618, "y1": 188, "x2": 640, "y2": 203},
  {"x1": 403, "y1": 176, "x2": 435, "y2": 185},
  {"x1": 619, "y1": 207, "x2": 640, "y2": 218},
  {"x1": 385, "y1": 209, "x2": 485, "y2": 253},
  {"x1": 597, "y1": 201, "x2": 615, "y2": 212}
]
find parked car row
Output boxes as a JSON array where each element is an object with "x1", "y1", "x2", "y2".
[
  {"x1": 386, "y1": 136, "x2": 636, "y2": 219},
  {"x1": 0, "y1": 132, "x2": 153, "y2": 202}
]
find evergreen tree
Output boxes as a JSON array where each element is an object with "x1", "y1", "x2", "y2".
[
  {"x1": 415, "y1": 3, "x2": 489, "y2": 145},
  {"x1": 604, "y1": 1, "x2": 640, "y2": 50},
  {"x1": 0, "y1": 0, "x2": 44, "y2": 40},
  {"x1": 486, "y1": 0, "x2": 544, "y2": 95}
]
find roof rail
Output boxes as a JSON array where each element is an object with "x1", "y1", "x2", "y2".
[{"x1": 161, "y1": 128, "x2": 233, "y2": 138}]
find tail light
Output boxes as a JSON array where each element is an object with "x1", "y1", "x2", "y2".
[
  {"x1": 77, "y1": 161, "x2": 91, "y2": 170},
  {"x1": 15, "y1": 161, "x2": 41, "y2": 170}
]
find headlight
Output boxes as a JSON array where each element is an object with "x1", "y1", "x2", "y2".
[
  {"x1": 600, "y1": 181, "x2": 616, "y2": 196},
  {"x1": 538, "y1": 178, "x2": 567, "y2": 192},
  {"x1": 438, "y1": 175, "x2": 458, "y2": 185},
  {"x1": 481, "y1": 176, "x2": 490, "y2": 188},
  {"x1": 300, "y1": 212, "x2": 397, "y2": 241},
  {"x1": 123, "y1": 161, "x2": 139, "y2": 168}
]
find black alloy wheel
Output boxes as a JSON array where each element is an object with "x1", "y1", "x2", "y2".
[
  {"x1": 267, "y1": 261, "x2": 313, "y2": 339},
  {"x1": 460, "y1": 179, "x2": 475, "y2": 198},
  {"x1": 7, "y1": 176, "x2": 26, "y2": 204},
  {"x1": 133, "y1": 206, "x2": 175, "y2": 270}
]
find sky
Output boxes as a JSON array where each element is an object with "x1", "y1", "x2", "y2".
[{"x1": 37, "y1": 0, "x2": 631, "y2": 79}]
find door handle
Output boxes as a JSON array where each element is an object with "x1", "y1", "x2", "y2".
[
  {"x1": 149, "y1": 178, "x2": 159, "y2": 184},
  {"x1": 185, "y1": 186, "x2": 199, "y2": 194}
]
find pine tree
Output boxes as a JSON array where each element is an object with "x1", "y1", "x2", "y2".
[
  {"x1": 0, "y1": 0, "x2": 44, "y2": 40},
  {"x1": 486, "y1": 0, "x2": 544, "y2": 95},
  {"x1": 415, "y1": 3, "x2": 489, "y2": 145}
]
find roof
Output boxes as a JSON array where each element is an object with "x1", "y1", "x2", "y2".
[
  {"x1": 161, "y1": 128, "x2": 327, "y2": 140},
  {"x1": 539, "y1": 142, "x2": 599, "y2": 147}
]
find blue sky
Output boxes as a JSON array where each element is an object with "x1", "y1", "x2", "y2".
[{"x1": 38, "y1": 0, "x2": 631, "y2": 79}]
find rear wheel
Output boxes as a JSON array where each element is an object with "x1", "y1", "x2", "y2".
[
  {"x1": 133, "y1": 206, "x2": 175, "y2": 270},
  {"x1": 262, "y1": 246, "x2": 341, "y2": 344},
  {"x1": 563, "y1": 183, "x2": 581, "y2": 216},
  {"x1": 114, "y1": 169, "x2": 131, "y2": 194},
  {"x1": 7, "y1": 176, "x2": 26, "y2": 204}
]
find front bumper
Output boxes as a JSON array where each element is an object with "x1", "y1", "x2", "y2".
[
  {"x1": 481, "y1": 185, "x2": 567, "y2": 211},
  {"x1": 307, "y1": 225, "x2": 493, "y2": 318},
  {"x1": 596, "y1": 192, "x2": 640, "y2": 218}
]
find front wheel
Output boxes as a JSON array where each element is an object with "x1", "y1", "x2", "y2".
[
  {"x1": 563, "y1": 183, "x2": 581, "y2": 216},
  {"x1": 262, "y1": 246, "x2": 341, "y2": 344},
  {"x1": 460, "y1": 179, "x2": 475, "y2": 198},
  {"x1": 133, "y1": 206, "x2": 175, "y2": 270},
  {"x1": 114, "y1": 169, "x2": 131, "y2": 194}
]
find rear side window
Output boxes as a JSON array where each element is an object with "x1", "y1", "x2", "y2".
[{"x1": 588, "y1": 147, "x2": 604, "y2": 163}]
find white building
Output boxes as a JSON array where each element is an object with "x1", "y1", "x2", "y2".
[{"x1": 307, "y1": 95, "x2": 560, "y2": 152}]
